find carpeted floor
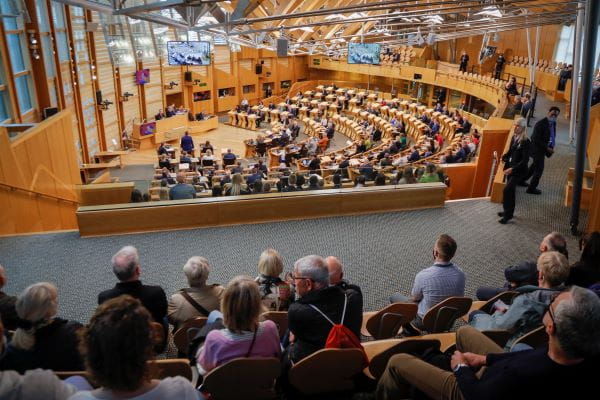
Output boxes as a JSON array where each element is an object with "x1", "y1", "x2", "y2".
[{"x1": 0, "y1": 99, "x2": 585, "y2": 329}]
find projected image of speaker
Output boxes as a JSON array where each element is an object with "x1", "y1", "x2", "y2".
[
  {"x1": 277, "y1": 38, "x2": 288, "y2": 57},
  {"x1": 96, "y1": 90, "x2": 103, "y2": 105},
  {"x1": 255, "y1": 64, "x2": 262, "y2": 74}
]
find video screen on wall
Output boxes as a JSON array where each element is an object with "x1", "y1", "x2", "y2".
[
  {"x1": 135, "y1": 69, "x2": 150, "y2": 85},
  {"x1": 167, "y1": 41, "x2": 211, "y2": 66},
  {"x1": 347, "y1": 43, "x2": 381, "y2": 65},
  {"x1": 140, "y1": 122, "x2": 156, "y2": 136}
]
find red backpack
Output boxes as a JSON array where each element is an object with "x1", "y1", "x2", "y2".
[{"x1": 309, "y1": 293, "x2": 368, "y2": 366}]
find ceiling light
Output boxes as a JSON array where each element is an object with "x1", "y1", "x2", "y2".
[
  {"x1": 475, "y1": 6, "x2": 503, "y2": 18},
  {"x1": 290, "y1": 27, "x2": 314, "y2": 32},
  {"x1": 325, "y1": 14, "x2": 346, "y2": 21}
]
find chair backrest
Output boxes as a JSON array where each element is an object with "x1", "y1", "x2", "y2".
[
  {"x1": 368, "y1": 338, "x2": 441, "y2": 380},
  {"x1": 422, "y1": 297, "x2": 473, "y2": 333},
  {"x1": 366, "y1": 302, "x2": 418, "y2": 340},
  {"x1": 149, "y1": 358, "x2": 193, "y2": 381},
  {"x1": 261, "y1": 311, "x2": 288, "y2": 339},
  {"x1": 479, "y1": 291, "x2": 520, "y2": 315},
  {"x1": 202, "y1": 357, "x2": 281, "y2": 400},
  {"x1": 288, "y1": 348, "x2": 365, "y2": 395},
  {"x1": 510, "y1": 325, "x2": 549, "y2": 351},
  {"x1": 173, "y1": 316, "x2": 208, "y2": 354}
]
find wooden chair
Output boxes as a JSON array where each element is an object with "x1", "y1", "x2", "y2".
[
  {"x1": 201, "y1": 357, "x2": 281, "y2": 400},
  {"x1": 367, "y1": 338, "x2": 441, "y2": 380},
  {"x1": 149, "y1": 358, "x2": 193, "y2": 381},
  {"x1": 288, "y1": 348, "x2": 365, "y2": 395},
  {"x1": 464, "y1": 290, "x2": 519, "y2": 322},
  {"x1": 510, "y1": 325, "x2": 549, "y2": 351},
  {"x1": 361, "y1": 302, "x2": 418, "y2": 340},
  {"x1": 261, "y1": 311, "x2": 288, "y2": 339},
  {"x1": 413, "y1": 296, "x2": 473, "y2": 334},
  {"x1": 172, "y1": 316, "x2": 208, "y2": 355}
]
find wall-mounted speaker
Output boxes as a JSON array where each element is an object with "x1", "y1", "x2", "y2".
[
  {"x1": 184, "y1": 71, "x2": 192, "y2": 82},
  {"x1": 95, "y1": 90, "x2": 103, "y2": 105},
  {"x1": 413, "y1": 73, "x2": 423, "y2": 80},
  {"x1": 255, "y1": 64, "x2": 262, "y2": 74},
  {"x1": 277, "y1": 38, "x2": 289, "y2": 57},
  {"x1": 261, "y1": 60, "x2": 265, "y2": 64},
  {"x1": 42, "y1": 107, "x2": 59, "y2": 120}
]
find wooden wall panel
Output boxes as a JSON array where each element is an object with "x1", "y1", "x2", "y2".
[
  {"x1": 142, "y1": 59, "x2": 163, "y2": 119},
  {"x1": 119, "y1": 64, "x2": 140, "y2": 130},
  {"x1": 0, "y1": 110, "x2": 80, "y2": 235}
]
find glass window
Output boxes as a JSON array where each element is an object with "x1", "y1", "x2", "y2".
[
  {"x1": 6, "y1": 34, "x2": 27, "y2": 73},
  {"x1": 51, "y1": 1, "x2": 66, "y2": 29},
  {"x1": 57, "y1": 31, "x2": 70, "y2": 62},
  {"x1": 36, "y1": 0, "x2": 50, "y2": 32},
  {"x1": 0, "y1": 92, "x2": 9, "y2": 121},
  {"x1": 1, "y1": 0, "x2": 20, "y2": 30},
  {"x1": 15, "y1": 75, "x2": 33, "y2": 112},
  {"x1": 42, "y1": 35, "x2": 55, "y2": 77}
]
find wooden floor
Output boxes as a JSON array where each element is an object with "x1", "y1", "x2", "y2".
[{"x1": 121, "y1": 122, "x2": 259, "y2": 166}]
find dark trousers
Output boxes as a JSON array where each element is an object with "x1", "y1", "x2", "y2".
[
  {"x1": 459, "y1": 63, "x2": 467, "y2": 72},
  {"x1": 494, "y1": 69, "x2": 502, "y2": 80},
  {"x1": 524, "y1": 155, "x2": 545, "y2": 189},
  {"x1": 502, "y1": 174, "x2": 522, "y2": 219}
]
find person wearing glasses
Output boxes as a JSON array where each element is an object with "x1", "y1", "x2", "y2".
[
  {"x1": 468, "y1": 251, "x2": 569, "y2": 350},
  {"x1": 285, "y1": 255, "x2": 362, "y2": 364},
  {"x1": 377, "y1": 285, "x2": 600, "y2": 400}
]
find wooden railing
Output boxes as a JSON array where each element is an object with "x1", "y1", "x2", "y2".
[{"x1": 0, "y1": 181, "x2": 79, "y2": 205}]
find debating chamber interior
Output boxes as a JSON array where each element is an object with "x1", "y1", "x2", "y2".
[{"x1": 1, "y1": 1, "x2": 600, "y2": 399}]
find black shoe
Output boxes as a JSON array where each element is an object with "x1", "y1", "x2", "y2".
[
  {"x1": 498, "y1": 217, "x2": 511, "y2": 224},
  {"x1": 497, "y1": 212, "x2": 504, "y2": 217},
  {"x1": 526, "y1": 188, "x2": 542, "y2": 195},
  {"x1": 517, "y1": 181, "x2": 529, "y2": 187}
]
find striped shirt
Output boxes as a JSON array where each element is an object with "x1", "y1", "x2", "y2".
[{"x1": 411, "y1": 262, "x2": 466, "y2": 317}]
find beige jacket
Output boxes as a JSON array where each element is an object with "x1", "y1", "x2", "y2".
[{"x1": 167, "y1": 285, "x2": 225, "y2": 330}]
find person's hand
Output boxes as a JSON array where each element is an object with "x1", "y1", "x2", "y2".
[
  {"x1": 462, "y1": 352, "x2": 487, "y2": 368},
  {"x1": 451, "y1": 350, "x2": 467, "y2": 370},
  {"x1": 504, "y1": 168, "x2": 513, "y2": 176}
]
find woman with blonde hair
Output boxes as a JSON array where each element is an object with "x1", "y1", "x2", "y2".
[
  {"x1": 499, "y1": 117, "x2": 530, "y2": 224},
  {"x1": 224, "y1": 173, "x2": 249, "y2": 196},
  {"x1": 196, "y1": 276, "x2": 281, "y2": 373},
  {"x1": 255, "y1": 248, "x2": 293, "y2": 311},
  {"x1": 5, "y1": 282, "x2": 84, "y2": 373}
]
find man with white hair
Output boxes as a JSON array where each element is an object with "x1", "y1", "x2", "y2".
[
  {"x1": 98, "y1": 246, "x2": 167, "y2": 329},
  {"x1": 286, "y1": 255, "x2": 363, "y2": 363},
  {"x1": 0, "y1": 265, "x2": 18, "y2": 331},
  {"x1": 377, "y1": 286, "x2": 600, "y2": 399},
  {"x1": 326, "y1": 256, "x2": 363, "y2": 299},
  {"x1": 167, "y1": 256, "x2": 224, "y2": 331}
]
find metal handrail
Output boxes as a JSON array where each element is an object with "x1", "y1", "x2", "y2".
[{"x1": 0, "y1": 181, "x2": 79, "y2": 205}]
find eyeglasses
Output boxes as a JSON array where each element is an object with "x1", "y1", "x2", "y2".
[
  {"x1": 290, "y1": 275, "x2": 313, "y2": 282},
  {"x1": 546, "y1": 292, "x2": 560, "y2": 323}
]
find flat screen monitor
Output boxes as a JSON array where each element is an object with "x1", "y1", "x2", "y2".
[
  {"x1": 135, "y1": 69, "x2": 150, "y2": 85},
  {"x1": 167, "y1": 41, "x2": 211, "y2": 66},
  {"x1": 347, "y1": 43, "x2": 381, "y2": 65},
  {"x1": 140, "y1": 122, "x2": 156, "y2": 136}
]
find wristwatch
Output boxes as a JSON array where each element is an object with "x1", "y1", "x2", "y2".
[{"x1": 452, "y1": 363, "x2": 468, "y2": 372}]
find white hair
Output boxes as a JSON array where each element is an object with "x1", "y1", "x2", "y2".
[
  {"x1": 183, "y1": 256, "x2": 210, "y2": 287},
  {"x1": 111, "y1": 246, "x2": 139, "y2": 281},
  {"x1": 294, "y1": 255, "x2": 329, "y2": 287},
  {"x1": 12, "y1": 282, "x2": 58, "y2": 350}
]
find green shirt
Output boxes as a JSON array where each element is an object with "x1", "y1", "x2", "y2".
[{"x1": 419, "y1": 173, "x2": 440, "y2": 183}]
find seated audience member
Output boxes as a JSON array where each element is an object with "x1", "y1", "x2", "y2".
[
  {"x1": 286, "y1": 255, "x2": 362, "y2": 364},
  {"x1": 326, "y1": 256, "x2": 362, "y2": 302},
  {"x1": 408, "y1": 146, "x2": 420, "y2": 162},
  {"x1": 211, "y1": 184, "x2": 222, "y2": 197},
  {"x1": 158, "y1": 154, "x2": 170, "y2": 170},
  {"x1": 2, "y1": 282, "x2": 84, "y2": 373},
  {"x1": 332, "y1": 173, "x2": 342, "y2": 188},
  {"x1": 308, "y1": 154, "x2": 321, "y2": 173},
  {"x1": 158, "y1": 179, "x2": 169, "y2": 201},
  {"x1": 201, "y1": 140, "x2": 214, "y2": 154},
  {"x1": 374, "y1": 172, "x2": 387, "y2": 186},
  {"x1": 295, "y1": 174, "x2": 306, "y2": 190},
  {"x1": 262, "y1": 182, "x2": 272, "y2": 193},
  {"x1": 0, "y1": 265, "x2": 18, "y2": 330},
  {"x1": 155, "y1": 109, "x2": 166, "y2": 120},
  {"x1": 376, "y1": 286, "x2": 600, "y2": 400},
  {"x1": 160, "y1": 168, "x2": 175, "y2": 184},
  {"x1": 168, "y1": 257, "x2": 225, "y2": 331},
  {"x1": 318, "y1": 135, "x2": 329, "y2": 153},
  {"x1": 307, "y1": 175, "x2": 321, "y2": 190},
  {"x1": 180, "y1": 151, "x2": 192, "y2": 164},
  {"x1": 222, "y1": 149, "x2": 237, "y2": 166},
  {"x1": 419, "y1": 164, "x2": 441, "y2": 183},
  {"x1": 0, "y1": 319, "x2": 79, "y2": 399},
  {"x1": 470, "y1": 251, "x2": 569, "y2": 348},
  {"x1": 251, "y1": 179, "x2": 263, "y2": 194},
  {"x1": 180, "y1": 131, "x2": 194, "y2": 156},
  {"x1": 398, "y1": 166, "x2": 417, "y2": 184},
  {"x1": 169, "y1": 173, "x2": 196, "y2": 200},
  {"x1": 505, "y1": 76, "x2": 519, "y2": 96},
  {"x1": 201, "y1": 150, "x2": 215, "y2": 167},
  {"x1": 157, "y1": 142, "x2": 168, "y2": 156},
  {"x1": 255, "y1": 249, "x2": 293, "y2": 311},
  {"x1": 246, "y1": 168, "x2": 262, "y2": 186},
  {"x1": 566, "y1": 231, "x2": 600, "y2": 288},
  {"x1": 224, "y1": 173, "x2": 249, "y2": 196},
  {"x1": 282, "y1": 174, "x2": 297, "y2": 192},
  {"x1": 130, "y1": 189, "x2": 143, "y2": 203},
  {"x1": 389, "y1": 234, "x2": 465, "y2": 329},
  {"x1": 443, "y1": 148, "x2": 456, "y2": 164},
  {"x1": 195, "y1": 111, "x2": 205, "y2": 121},
  {"x1": 355, "y1": 175, "x2": 367, "y2": 187},
  {"x1": 196, "y1": 276, "x2": 281, "y2": 374},
  {"x1": 98, "y1": 246, "x2": 168, "y2": 334},
  {"x1": 71, "y1": 296, "x2": 200, "y2": 400},
  {"x1": 476, "y1": 232, "x2": 568, "y2": 300}
]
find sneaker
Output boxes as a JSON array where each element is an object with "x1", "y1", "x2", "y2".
[{"x1": 526, "y1": 188, "x2": 542, "y2": 195}]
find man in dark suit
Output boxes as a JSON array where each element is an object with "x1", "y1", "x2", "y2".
[
  {"x1": 459, "y1": 50, "x2": 469, "y2": 72},
  {"x1": 308, "y1": 155, "x2": 321, "y2": 173},
  {"x1": 408, "y1": 146, "x2": 421, "y2": 162},
  {"x1": 499, "y1": 119, "x2": 530, "y2": 224},
  {"x1": 521, "y1": 107, "x2": 560, "y2": 194},
  {"x1": 98, "y1": 246, "x2": 168, "y2": 346}
]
